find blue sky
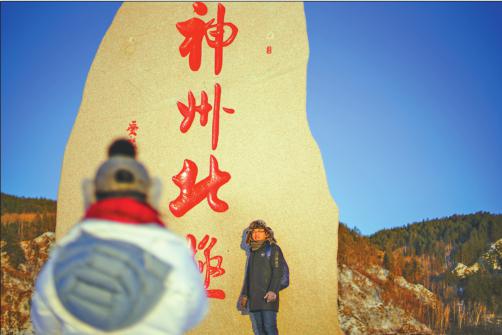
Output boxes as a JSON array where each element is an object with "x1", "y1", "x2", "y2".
[{"x1": 2, "y1": 2, "x2": 501, "y2": 235}]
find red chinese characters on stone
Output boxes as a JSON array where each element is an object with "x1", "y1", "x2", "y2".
[
  {"x1": 187, "y1": 233, "x2": 226, "y2": 299},
  {"x1": 169, "y1": 155, "x2": 231, "y2": 217},
  {"x1": 127, "y1": 120, "x2": 139, "y2": 147},
  {"x1": 177, "y1": 83, "x2": 235, "y2": 150},
  {"x1": 176, "y1": 2, "x2": 238, "y2": 75}
]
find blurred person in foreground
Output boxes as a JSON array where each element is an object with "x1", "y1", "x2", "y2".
[{"x1": 31, "y1": 139, "x2": 207, "y2": 335}]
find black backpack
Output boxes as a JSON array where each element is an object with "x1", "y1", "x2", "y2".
[{"x1": 265, "y1": 243, "x2": 290, "y2": 290}]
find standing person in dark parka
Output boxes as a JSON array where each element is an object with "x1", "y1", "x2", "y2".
[{"x1": 239, "y1": 220, "x2": 285, "y2": 335}]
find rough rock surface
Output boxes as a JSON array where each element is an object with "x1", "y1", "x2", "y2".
[
  {"x1": 479, "y1": 238, "x2": 502, "y2": 272},
  {"x1": 338, "y1": 264, "x2": 434, "y2": 335},
  {"x1": 1, "y1": 232, "x2": 54, "y2": 335},
  {"x1": 452, "y1": 238, "x2": 502, "y2": 278}
]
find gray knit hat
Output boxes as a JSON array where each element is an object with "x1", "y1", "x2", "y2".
[{"x1": 94, "y1": 139, "x2": 151, "y2": 201}]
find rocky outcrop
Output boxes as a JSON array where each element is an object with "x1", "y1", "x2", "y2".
[
  {"x1": 452, "y1": 239, "x2": 502, "y2": 279},
  {"x1": 338, "y1": 264, "x2": 434, "y2": 335},
  {"x1": 479, "y1": 238, "x2": 502, "y2": 272},
  {"x1": 452, "y1": 262, "x2": 480, "y2": 279},
  {"x1": 1, "y1": 232, "x2": 54, "y2": 335}
]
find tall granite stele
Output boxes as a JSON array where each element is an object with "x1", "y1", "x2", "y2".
[{"x1": 57, "y1": 3, "x2": 342, "y2": 334}]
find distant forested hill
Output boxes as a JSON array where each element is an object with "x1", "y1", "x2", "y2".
[
  {"x1": 1, "y1": 193, "x2": 56, "y2": 214},
  {"x1": 369, "y1": 212, "x2": 502, "y2": 331},
  {"x1": 1, "y1": 193, "x2": 57, "y2": 268},
  {"x1": 338, "y1": 222, "x2": 383, "y2": 270},
  {"x1": 370, "y1": 212, "x2": 502, "y2": 266}
]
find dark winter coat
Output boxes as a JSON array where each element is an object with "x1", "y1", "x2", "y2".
[{"x1": 241, "y1": 241, "x2": 284, "y2": 312}]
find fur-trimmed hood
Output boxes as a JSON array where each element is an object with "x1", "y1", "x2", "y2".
[{"x1": 245, "y1": 219, "x2": 277, "y2": 245}]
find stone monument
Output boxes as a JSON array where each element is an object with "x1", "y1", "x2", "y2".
[{"x1": 56, "y1": 3, "x2": 342, "y2": 334}]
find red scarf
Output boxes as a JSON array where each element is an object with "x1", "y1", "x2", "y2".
[{"x1": 84, "y1": 198, "x2": 165, "y2": 227}]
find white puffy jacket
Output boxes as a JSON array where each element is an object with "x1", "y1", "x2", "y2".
[{"x1": 31, "y1": 219, "x2": 207, "y2": 335}]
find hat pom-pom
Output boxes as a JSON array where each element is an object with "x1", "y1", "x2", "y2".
[{"x1": 108, "y1": 139, "x2": 136, "y2": 158}]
